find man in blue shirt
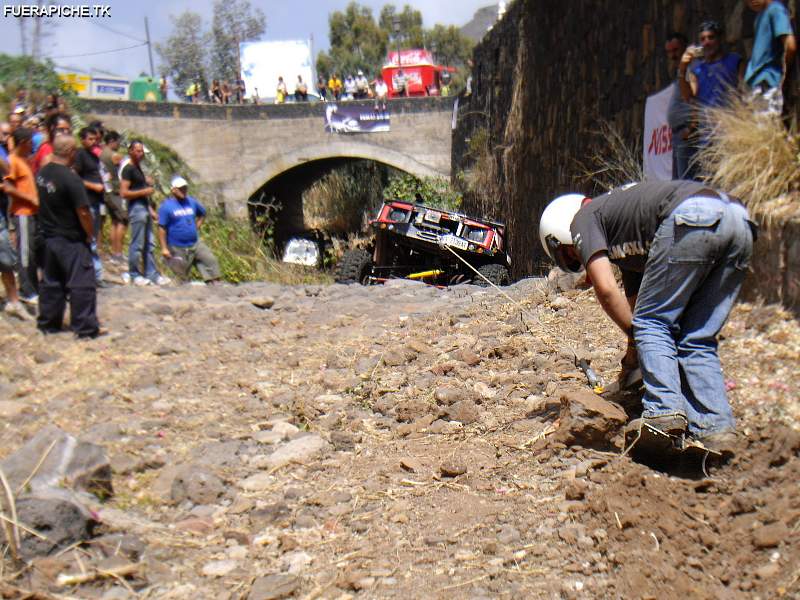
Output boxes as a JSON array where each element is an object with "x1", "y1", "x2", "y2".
[
  {"x1": 745, "y1": 0, "x2": 796, "y2": 116},
  {"x1": 157, "y1": 176, "x2": 221, "y2": 283}
]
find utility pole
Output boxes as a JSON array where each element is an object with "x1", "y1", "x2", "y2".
[{"x1": 144, "y1": 17, "x2": 155, "y2": 77}]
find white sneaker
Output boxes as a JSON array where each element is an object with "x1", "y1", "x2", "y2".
[
  {"x1": 155, "y1": 275, "x2": 171, "y2": 286},
  {"x1": 20, "y1": 294, "x2": 38, "y2": 306},
  {"x1": 121, "y1": 272, "x2": 131, "y2": 285},
  {"x1": 4, "y1": 301, "x2": 33, "y2": 321},
  {"x1": 133, "y1": 276, "x2": 151, "y2": 286}
]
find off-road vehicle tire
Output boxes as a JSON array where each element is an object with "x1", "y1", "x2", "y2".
[
  {"x1": 474, "y1": 263, "x2": 510, "y2": 287},
  {"x1": 336, "y1": 249, "x2": 374, "y2": 284}
]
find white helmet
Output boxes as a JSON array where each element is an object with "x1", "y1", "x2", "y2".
[{"x1": 539, "y1": 193, "x2": 586, "y2": 273}]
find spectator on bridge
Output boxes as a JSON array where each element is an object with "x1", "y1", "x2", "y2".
[
  {"x1": 317, "y1": 75, "x2": 328, "y2": 101},
  {"x1": 393, "y1": 69, "x2": 408, "y2": 97},
  {"x1": 745, "y1": 0, "x2": 796, "y2": 116},
  {"x1": 664, "y1": 32, "x2": 695, "y2": 179},
  {"x1": 158, "y1": 176, "x2": 221, "y2": 284},
  {"x1": 211, "y1": 79, "x2": 223, "y2": 104},
  {"x1": 328, "y1": 74, "x2": 343, "y2": 101},
  {"x1": 222, "y1": 81, "x2": 232, "y2": 104},
  {"x1": 121, "y1": 140, "x2": 169, "y2": 286},
  {"x1": 343, "y1": 75, "x2": 356, "y2": 100},
  {"x1": 295, "y1": 75, "x2": 308, "y2": 101},
  {"x1": 678, "y1": 20, "x2": 743, "y2": 176},
  {"x1": 36, "y1": 135, "x2": 101, "y2": 337},
  {"x1": 4, "y1": 127, "x2": 40, "y2": 305},
  {"x1": 374, "y1": 76, "x2": 388, "y2": 111},
  {"x1": 185, "y1": 81, "x2": 196, "y2": 103},
  {"x1": 355, "y1": 71, "x2": 370, "y2": 99},
  {"x1": 276, "y1": 77, "x2": 288, "y2": 104},
  {"x1": 100, "y1": 130, "x2": 127, "y2": 263},
  {"x1": 235, "y1": 77, "x2": 246, "y2": 104},
  {"x1": 160, "y1": 76, "x2": 168, "y2": 102}
]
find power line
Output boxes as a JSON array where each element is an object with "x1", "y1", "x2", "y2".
[
  {"x1": 48, "y1": 42, "x2": 147, "y2": 60},
  {"x1": 89, "y1": 20, "x2": 146, "y2": 44}
]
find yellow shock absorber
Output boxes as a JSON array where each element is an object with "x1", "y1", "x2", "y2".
[{"x1": 408, "y1": 269, "x2": 444, "y2": 280}]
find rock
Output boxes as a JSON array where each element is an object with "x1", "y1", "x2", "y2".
[
  {"x1": 254, "y1": 431, "x2": 283, "y2": 445},
  {"x1": 1, "y1": 425, "x2": 112, "y2": 499},
  {"x1": 266, "y1": 434, "x2": 328, "y2": 468},
  {"x1": 330, "y1": 431, "x2": 358, "y2": 451},
  {"x1": 395, "y1": 398, "x2": 433, "y2": 423},
  {"x1": 174, "y1": 516, "x2": 215, "y2": 534},
  {"x1": 755, "y1": 562, "x2": 780, "y2": 579},
  {"x1": 445, "y1": 400, "x2": 480, "y2": 424},
  {"x1": 550, "y1": 296, "x2": 571, "y2": 310},
  {"x1": 400, "y1": 457, "x2": 423, "y2": 473},
  {"x1": 564, "y1": 480, "x2": 588, "y2": 501},
  {"x1": 202, "y1": 559, "x2": 238, "y2": 577},
  {"x1": 272, "y1": 421, "x2": 300, "y2": 439},
  {"x1": 33, "y1": 351, "x2": 59, "y2": 364},
  {"x1": 752, "y1": 522, "x2": 789, "y2": 548},
  {"x1": 248, "y1": 574, "x2": 300, "y2": 600},
  {"x1": 281, "y1": 550, "x2": 312, "y2": 574},
  {"x1": 440, "y1": 462, "x2": 467, "y2": 477},
  {"x1": 396, "y1": 414, "x2": 436, "y2": 436},
  {"x1": 433, "y1": 387, "x2": 462, "y2": 406},
  {"x1": 455, "y1": 349, "x2": 481, "y2": 366},
  {"x1": 239, "y1": 473, "x2": 275, "y2": 492},
  {"x1": 497, "y1": 526, "x2": 521, "y2": 545},
  {"x1": 171, "y1": 466, "x2": 224, "y2": 505},
  {"x1": 251, "y1": 296, "x2": 275, "y2": 309},
  {"x1": 551, "y1": 390, "x2": 626, "y2": 450},
  {"x1": 0, "y1": 400, "x2": 26, "y2": 419},
  {"x1": 92, "y1": 533, "x2": 146, "y2": 561},
  {"x1": 16, "y1": 496, "x2": 94, "y2": 559}
]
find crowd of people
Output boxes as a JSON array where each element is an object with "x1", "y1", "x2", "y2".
[
  {"x1": 182, "y1": 77, "x2": 247, "y2": 104},
  {"x1": 1, "y1": 92, "x2": 221, "y2": 336},
  {"x1": 664, "y1": 0, "x2": 796, "y2": 179},
  {"x1": 274, "y1": 70, "x2": 398, "y2": 106}
]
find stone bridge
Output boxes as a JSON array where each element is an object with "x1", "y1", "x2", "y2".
[{"x1": 84, "y1": 98, "x2": 455, "y2": 219}]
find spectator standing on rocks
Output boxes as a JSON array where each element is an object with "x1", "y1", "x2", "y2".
[
  {"x1": 74, "y1": 127, "x2": 105, "y2": 286},
  {"x1": 745, "y1": 0, "x2": 796, "y2": 116},
  {"x1": 121, "y1": 140, "x2": 168, "y2": 286},
  {"x1": 99, "y1": 131, "x2": 127, "y2": 263},
  {"x1": 679, "y1": 20, "x2": 743, "y2": 170},
  {"x1": 539, "y1": 181, "x2": 754, "y2": 457},
  {"x1": 36, "y1": 135, "x2": 101, "y2": 337},
  {"x1": 158, "y1": 176, "x2": 221, "y2": 284},
  {"x1": 0, "y1": 123, "x2": 30, "y2": 320},
  {"x1": 3, "y1": 127, "x2": 40, "y2": 304},
  {"x1": 665, "y1": 32, "x2": 695, "y2": 179}
]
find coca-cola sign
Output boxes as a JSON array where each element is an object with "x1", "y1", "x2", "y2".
[{"x1": 385, "y1": 49, "x2": 434, "y2": 66}]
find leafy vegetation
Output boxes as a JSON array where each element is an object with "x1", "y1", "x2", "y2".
[
  {"x1": 0, "y1": 53, "x2": 75, "y2": 109},
  {"x1": 316, "y1": 2, "x2": 474, "y2": 91},
  {"x1": 384, "y1": 172, "x2": 462, "y2": 211}
]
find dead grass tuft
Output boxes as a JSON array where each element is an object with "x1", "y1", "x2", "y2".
[
  {"x1": 574, "y1": 121, "x2": 644, "y2": 194},
  {"x1": 696, "y1": 96, "x2": 800, "y2": 223}
]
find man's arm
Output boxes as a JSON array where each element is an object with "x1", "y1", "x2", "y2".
[
  {"x1": 585, "y1": 252, "x2": 633, "y2": 338},
  {"x1": 83, "y1": 179, "x2": 104, "y2": 194},
  {"x1": 782, "y1": 34, "x2": 797, "y2": 87},
  {"x1": 76, "y1": 205, "x2": 94, "y2": 242},
  {"x1": 119, "y1": 177, "x2": 154, "y2": 200},
  {"x1": 158, "y1": 226, "x2": 171, "y2": 258},
  {"x1": 2, "y1": 178, "x2": 38, "y2": 207}
]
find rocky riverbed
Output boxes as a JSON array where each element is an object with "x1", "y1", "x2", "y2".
[{"x1": 0, "y1": 277, "x2": 798, "y2": 599}]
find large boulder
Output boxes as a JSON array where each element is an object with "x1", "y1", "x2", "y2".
[{"x1": 552, "y1": 389, "x2": 627, "y2": 450}]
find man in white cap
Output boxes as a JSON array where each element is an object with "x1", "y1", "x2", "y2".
[
  {"x1": 354, "y1": 70, "x2": 370, "y2": 99},
  {"x1": 157, "y1": 176, "x2": 221, "y2": 284}
]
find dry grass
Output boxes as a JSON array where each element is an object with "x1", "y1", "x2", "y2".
[
  {"x1": 574, "y1": 121, "x2": 644, "y2": 194},
  {"x1": 459, "y1": 127, "x2": 502, "y2": 219},
  {"x1": 696, "y1": 96, "x2": 800, "y2": 223}
]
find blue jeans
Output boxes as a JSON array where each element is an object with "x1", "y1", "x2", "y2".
[
  {"x1": 128, "y1": 203, "x2": 159, "y2": 281},
  {"x1": 90, "y1": 203, "x2": 104, "y2": 282},
  {"x1": 671, "y1": 127, "x2": 697, "y2": 180},
  {"x1": 632, "y1": 195, "x2": 754, "y2": 437}
]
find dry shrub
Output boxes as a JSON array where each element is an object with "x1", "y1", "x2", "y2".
[
  {"x1": 458, "y1": 127, "x2": 502, "y2": 218},
  {"x1": 696, "y1": 96, "x2": 800, "y2": 223},
  {"x1": 574, "y1": 121, "x2": 643, "y2": 194}
]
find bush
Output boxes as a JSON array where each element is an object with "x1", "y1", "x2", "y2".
[{"x1": 383, "y1": 172, "x2": 462, "y2": 211}]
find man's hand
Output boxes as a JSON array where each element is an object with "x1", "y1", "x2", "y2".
[
  {"x1": 161, "y1": 247, "x2": 172, "y2": 259},
  {"x1": 621, "y1": 338, "x2": 639, "y2": 370},
  {"x1": 145, "y1": 175, "x2": 154, "y2": 186}
]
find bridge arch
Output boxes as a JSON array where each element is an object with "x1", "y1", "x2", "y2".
[{"x1": 240, "y1": 140, "x2": 446, "y2": 202}]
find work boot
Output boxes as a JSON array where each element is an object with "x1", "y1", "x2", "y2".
[
  {"x1": 625, "y1": 414, "x2": 688, "y2": 437},
  {"x1": 696, "y1": 430, "x2": 739, "y2": 458}
]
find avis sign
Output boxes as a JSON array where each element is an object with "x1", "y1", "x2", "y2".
[{"x1": 643, "y1": 85, "x2": 674, "y2": 181}]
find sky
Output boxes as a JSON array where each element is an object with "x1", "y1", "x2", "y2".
[{"x1": 0, "y1": 0, "x2": 496, "y2": 81}]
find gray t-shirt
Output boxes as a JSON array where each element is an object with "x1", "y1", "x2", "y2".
[{"x1": 570, "y1": 181, "x2": 710, "y2": 295}]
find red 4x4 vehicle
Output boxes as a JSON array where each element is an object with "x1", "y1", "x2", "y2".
[{"x1": 336, "y1": 200, "x2": 511, "y2": 286}]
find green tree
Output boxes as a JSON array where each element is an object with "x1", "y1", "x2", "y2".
[
  {"x1": 427, "y1": 24, "x2": 473, "y2": 68},
  {"x1": 210, "y1": 0, "x2": 266, "y2": 82},
  {"x1": 155, "y1": 11, "x2": 210, "y2": 95},
  {"x1": 0, "y1": 54, "x2": 72, "y2": 109},
  {"x1": 379, "y1": 5, "x2": 425, "y2": 50},
  {"x1": 316, "y1": 2, "x2": 388, "y2": 78}
]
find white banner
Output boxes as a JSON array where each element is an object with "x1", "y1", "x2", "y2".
[
  {"x1": 643, "y1": 85, "x2": 674, "y2": 181},
  {"x1": 240, "y1": 40, "x2": 314, "y2": 102}
]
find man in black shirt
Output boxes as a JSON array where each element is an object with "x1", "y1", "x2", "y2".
[
  {"x1": 74, "y1": 126, "x2": 104, "y2": 285},
  {"x1": 36, "y1": 135, "x2": 100, "y2": 337},
  {"x1": 539, "y1": 181, "x2": 754, "y2": 456}
]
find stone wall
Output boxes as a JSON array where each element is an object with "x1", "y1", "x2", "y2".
[{"x1": 454, "y1": 0, "x2": 799, "y2": 311}]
